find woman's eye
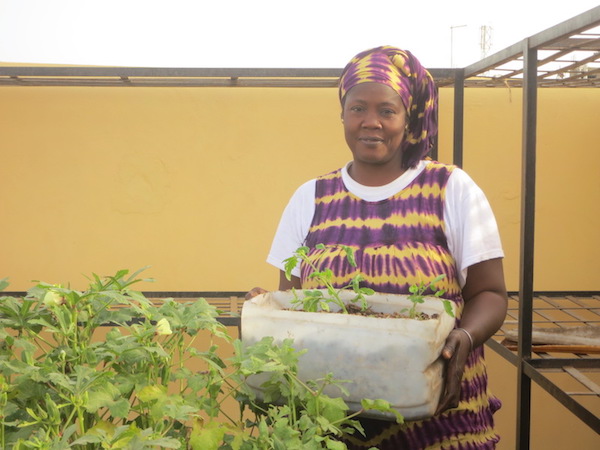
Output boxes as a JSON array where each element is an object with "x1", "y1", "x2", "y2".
[
  {"x1": 381, "y1": 109, "x2": 395, "y2": 116},
  {"x1": 349, "y1": 105, "x2": 364, "y2": 113}
]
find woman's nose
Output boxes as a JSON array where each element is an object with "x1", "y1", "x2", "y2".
[{"x1": 362, "y1": 111, "x2": 381, "y2": 128}]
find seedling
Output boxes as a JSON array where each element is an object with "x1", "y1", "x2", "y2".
[
  {"x1": 283, "y1": 244, "x2": 374, "y2": 314},
  {"x1": 284, "y1": 244, "x2": 455, "y2": 319},
  {"x1": 406, "y1": 274, "x2": 455, "y2": 319}
]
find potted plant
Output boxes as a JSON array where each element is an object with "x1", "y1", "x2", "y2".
[
  {"x1": 241, "y1": 245, "x2": 456, "y2": 421},
  {"x1": 0, "y1": 269, "x2": 399, "y2": 449}
]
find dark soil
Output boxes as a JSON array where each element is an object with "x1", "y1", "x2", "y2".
[
  {"x1": 345, "y1": 303, "x2": 437, "y2": 320},
  {"x1": 285, "y1": 303, "x2": 437, "y2": 320}
]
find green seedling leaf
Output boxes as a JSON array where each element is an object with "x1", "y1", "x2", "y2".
[
  {"x1": 443, "y1": 299, "x2": 455, "y2": 317},
  {"x1": 322, "y1": 268, "x2": 334, "y2": 279},
  {"x1": 296, "y1": 246, "x2": 310, "y2": 256},
  {"x1": 307, "y1": 395, "x2": 348, "y2": 424},
  {"x1": 283, "y1": 255, "x2": 299, "y2": 281},
  {"x1": 319, "y1": 300, "x2": 331, "y2": 312},
  {"x1": 340, "y1": 245, "x2": 357, "y2": 267},
  {"x1": 430, "y1": 273, "x2": 446, "y2": 284},
  {"x1": 360, "y1": 399, "x2": 404, "y2": 424},
  {"x1": 304, "y1": 297, "x2": 321, "y2": 312},
  {"x1": 303, "y1": 290, "x2": 323, "y2": 298}
]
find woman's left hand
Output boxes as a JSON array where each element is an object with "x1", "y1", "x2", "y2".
[
  {"x1": 435, "y1": 328, "x2": 472, "y2": 414},
  {"x1": 434, "y1": 258, "x2": 508, "y2": 415}
]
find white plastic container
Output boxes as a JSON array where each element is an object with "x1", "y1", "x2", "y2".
[{"x1": 241, "y1": 290, "x2": 456, "y2": 421}]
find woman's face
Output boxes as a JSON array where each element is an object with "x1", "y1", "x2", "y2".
[{"x1": 341, "y1": 82, "x2": 407, "y2": 170}]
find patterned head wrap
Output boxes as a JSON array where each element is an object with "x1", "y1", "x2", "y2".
[{"x1": 338, "y1": 46, "x2": 438, "y2": 168}]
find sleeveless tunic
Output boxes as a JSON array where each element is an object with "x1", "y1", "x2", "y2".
[{"x1": 302, "y1": 162, "x2": 501, "y2": 449}]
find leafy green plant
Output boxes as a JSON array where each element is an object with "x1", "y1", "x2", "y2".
[
  {"x1": 283, "y1": 244, "x2": 374, "y2": 314},
  {"x1": 0, "y1": 269, "x2": 400, "y2": 449},
  {"x1": 231, "y1": 337, "x2": 402, "y2": 449},
  {"x1": 406, "y1": 274, "x2": 455, "y2": 319}
]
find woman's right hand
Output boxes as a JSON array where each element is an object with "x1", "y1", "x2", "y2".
[{"x1": 245, "y1": 287, "x2": 268, "y2": 300}]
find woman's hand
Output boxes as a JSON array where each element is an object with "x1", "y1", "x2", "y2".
[
  {"x1": 245, "y1": 270, "x2": 301, "y2": 300},
  {"x1": 435, "y1": 328, "x2": 473, "y2": 414},
  {"x1": 245, "y1": 287, "x2": 268, "y2": 300},
  {"x1": 435, "y1": 257, "x2": 508, "y2": 415}
]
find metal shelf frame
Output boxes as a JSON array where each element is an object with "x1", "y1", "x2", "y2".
[
  {"x1": 453, "y1": 6, "x2": 600, "y2": 448},
  {"x1": 487, "y1": 293, "x2": 600, "y2": 441}
]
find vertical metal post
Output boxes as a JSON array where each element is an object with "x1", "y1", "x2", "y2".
[
  {"x1": 516, "y1": 38, "x2": 537, "y2": 450},
  {"x1": 453, "y1": 68, "x2": 465, "y2": 168}
]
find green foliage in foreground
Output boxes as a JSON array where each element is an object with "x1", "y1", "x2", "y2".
[{"x1": 0, "y1": 269, "x2": 401, "y2": 449}]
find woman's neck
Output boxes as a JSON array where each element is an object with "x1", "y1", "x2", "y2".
[{"x1": 347, "y1": 161, "x2": 406, "y2": 187}]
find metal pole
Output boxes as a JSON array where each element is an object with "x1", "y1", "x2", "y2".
[
  {"x1": 453, "y1": 68, "x2": 465, "y2": 168},
  {"x1": 516, "y1": 37, "x2": 537, "y2": 450}
]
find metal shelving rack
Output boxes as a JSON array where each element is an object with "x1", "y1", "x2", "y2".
[
  {"x1": 452, "y1": 6, "x2": 600, "y2": 448},
  {"x1": 2, "y1": 5, "x2": 599, "y2": 447},
  {"x1": 488, "y1": 294, "x2": 600, "y2": 439}
]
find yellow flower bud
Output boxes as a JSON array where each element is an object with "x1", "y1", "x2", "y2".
[
  {"x1": 156, "y1": 318, "x2": 172, "y2": 335},
  {"x1": 43, "y1": 290, "x2": 64, "y2": 307}
]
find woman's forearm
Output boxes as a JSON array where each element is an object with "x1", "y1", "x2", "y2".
[{"x1": 459, "y1": 258, "x2": 508, "y2": 348}]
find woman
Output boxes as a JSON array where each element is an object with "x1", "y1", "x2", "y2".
[{"x1": 248, "y1": 46, "x2": 508, "y2": 449}]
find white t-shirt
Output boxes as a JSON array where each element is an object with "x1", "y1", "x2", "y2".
[{"x1": 267, "y1": 160, "x2": 504, "y2": 287}]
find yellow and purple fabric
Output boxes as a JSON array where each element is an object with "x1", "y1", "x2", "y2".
[
  {"x1": 338, "y1": 46, "x2": 438, "y2": 169},
  {"x1": 303, "y1": 162, "x2": 501, "y2": 449}
]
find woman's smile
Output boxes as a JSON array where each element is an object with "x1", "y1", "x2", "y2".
[{"x1": 358, "y1": 136, "x2": 385, "y2": 145}]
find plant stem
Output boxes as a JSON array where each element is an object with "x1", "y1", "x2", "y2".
[{"x1": 299, "y1": 251, "x2": 348, "y2": 314}]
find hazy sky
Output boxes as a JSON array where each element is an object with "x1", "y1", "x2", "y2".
[{"x1": 0, "y1": 0, "x2": 598, "y2": 68}]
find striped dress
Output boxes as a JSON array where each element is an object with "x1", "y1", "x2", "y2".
[{"x1": 301, "y1": 162, "x2": 501, "y2": 449}]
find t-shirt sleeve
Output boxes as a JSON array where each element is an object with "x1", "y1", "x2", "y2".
[
  {"x1": 444, "y1": 169, "x2": 504, "y2": 287},
  {"x1": 267, "y1": 179, "x2": 316, "y2": 277}
]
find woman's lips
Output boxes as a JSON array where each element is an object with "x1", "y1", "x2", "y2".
[{"x1": 359, "y1": 136, "x2": 384, "y2": 145}]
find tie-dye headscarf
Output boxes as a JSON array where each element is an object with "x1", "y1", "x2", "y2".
[{"x1": 338, "y1": 46, "x2": 438, "y2": 169}]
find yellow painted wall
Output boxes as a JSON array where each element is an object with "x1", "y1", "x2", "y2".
[
  {"x1": 0, "y1": 86, "x2": 345, "y2": 291},
  {"x1": 1, "y1": 85, "x2": 598, "y2": 292}
]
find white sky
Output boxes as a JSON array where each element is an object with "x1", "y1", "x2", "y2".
[{"x1": 0, "y1": 0, "x2": 598, "y2": 68}]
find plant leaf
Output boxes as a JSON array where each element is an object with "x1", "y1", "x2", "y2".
[
  {"x1": 360, "y1": 398, "x2": 404, "y2": 424},
  {"x1": 109, "y1": 397, "x2": 131, "y2": 418},
  {"x1": 137, "y1": 384, "x2": 166, "y2": 403},
  {"x1": 283, "y1": 256, "x2": 299, "y2": 280},
  {"x1": 341, "y1": 245, "x2": 356, "y2": 267},
  {"x1": 189, "y1": 419, "x2": 226, "y2": 450},
  {"x1": 443, "y1": 299, "x2": 455, "y2": 317},
  {"x1": 0, "y1": 277, "x2": 9, "y2": 291}
]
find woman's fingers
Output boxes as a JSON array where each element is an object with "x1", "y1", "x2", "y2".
[
  {"x1": 245, "y1": 287, "x2": 268, "y2": 300},
  {"x1": 435, "y1": 329, "x2": 471, "y2": 414}
]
